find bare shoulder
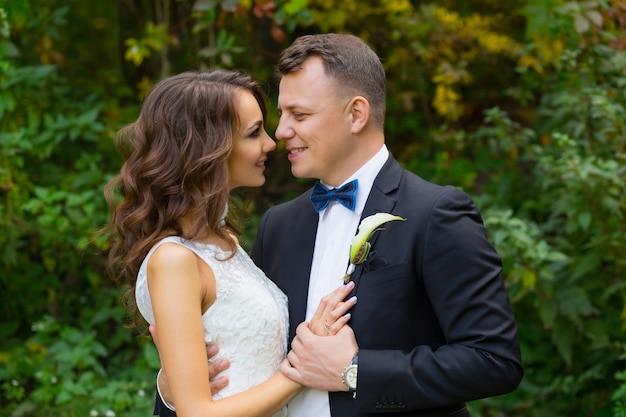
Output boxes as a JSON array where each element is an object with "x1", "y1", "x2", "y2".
[
  {"x1": 149, "y1": 242, "x2": 197, "y2": 271},
  {"x1": 148, "y1": 242, "x2": 198, "y2": 282}
]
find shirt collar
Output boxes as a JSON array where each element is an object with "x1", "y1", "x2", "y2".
[{"x1": 320, "y1": 145, "x2": 389, "y2": 216}]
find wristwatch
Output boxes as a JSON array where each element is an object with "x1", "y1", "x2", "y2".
[{"x1": 342, "y1": 351, "x2": 358, "y2": 394}]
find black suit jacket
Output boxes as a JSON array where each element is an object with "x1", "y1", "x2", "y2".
[{"x1": 250, "y1": 156, "x2": 523, "y2": 417}]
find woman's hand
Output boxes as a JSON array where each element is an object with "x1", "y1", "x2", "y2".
[{"x1": 309, "y1": 281, "x2": 357, "y2": 336}]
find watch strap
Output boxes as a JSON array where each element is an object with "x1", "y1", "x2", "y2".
[{"x1": 342, "y1": 351, "x2": 359, "y2": 394}]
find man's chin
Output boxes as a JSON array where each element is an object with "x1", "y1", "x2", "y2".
[{"x1": 290, "y1": 167, "x2": 315, "y2": 180}]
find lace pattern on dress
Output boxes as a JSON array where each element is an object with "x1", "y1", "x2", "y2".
[{"x1": 135, "y1": 236, "x2": 289, "y2": 415}]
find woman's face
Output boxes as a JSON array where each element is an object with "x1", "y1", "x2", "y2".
[{"x1": 227, "y1": 90, "x2": 276, "y2": 190}]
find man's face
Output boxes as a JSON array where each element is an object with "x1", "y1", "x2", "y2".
[{"x1": 275, "y1": 57, "x2": 357, "y2": 186}]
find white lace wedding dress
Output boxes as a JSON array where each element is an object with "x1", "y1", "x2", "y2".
[{"x1": 135, "y1": 236, "x2": 289, "y2": 416}]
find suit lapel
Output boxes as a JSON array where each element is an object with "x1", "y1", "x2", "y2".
[
  {"x1": 286, "y1": 195, "x2": 319, "y2": 341},
  {"x1": 351, "y1": 156, "x2": 403, "y2": 284},
  {"x1": 286, "y1": 158, "x2": 403, "y2": 334}
]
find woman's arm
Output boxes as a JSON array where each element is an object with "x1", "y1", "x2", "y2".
[
  {"x1": 150, "y1": 325, "x2": 231, "y2": 413},
  {"x1": 148, "y1": 243, "x2": 301, "y2": 417},
  {"x1": 152, "y1": 279, "x2": 358, "y2": 412}
]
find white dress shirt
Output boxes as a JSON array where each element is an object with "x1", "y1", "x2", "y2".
[{"x1": 288, "y1": 145, "x2": 389, "y2": 417}]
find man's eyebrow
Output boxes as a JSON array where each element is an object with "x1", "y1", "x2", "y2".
[{"x1": 277, "y1": 104, "x2": 304, "y2": 113}]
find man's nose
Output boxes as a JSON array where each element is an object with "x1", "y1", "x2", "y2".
[{"x1": 275, "y1": 116, "x2": 294, "y2": 141}]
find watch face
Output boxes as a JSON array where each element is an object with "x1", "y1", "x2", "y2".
[{"x1": 345, "y1": 365, "x2": 357, "y2": 390}]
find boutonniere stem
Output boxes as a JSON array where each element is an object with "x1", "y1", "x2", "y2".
[{"x1": 344, "y1": 213, "x2": 406, "y2": 284}]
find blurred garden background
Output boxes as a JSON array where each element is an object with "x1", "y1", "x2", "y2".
[{"x1": 1, "y1": 0, "x2": 625, "y2": 415}]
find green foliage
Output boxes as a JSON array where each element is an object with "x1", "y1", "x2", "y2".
[
  {"x1": 0, "y1": 43, "x2": 112, "y2": 330},
  {"x1": 466, "y1": 8, "x2": 626, "y2": 411},
  {"x1": 0, "y1": 312, "x2": 159, "y2": 416},
  {"x1": 0, "y1": 2, "x2": 156, "y2": 415},
  {"x1": 1, "y1": 0, "x2": 625, "y2": 415},
  {"x1": 613, "y1": 346, "x2": 626, "y2": 417},
  {"x1": 124, "y1": 21, "x2": 171, "y2": 67}
]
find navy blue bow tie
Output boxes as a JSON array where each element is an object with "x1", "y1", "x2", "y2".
[{"x1": 310, "y1": 179, "x2": 358, "y2": 212}]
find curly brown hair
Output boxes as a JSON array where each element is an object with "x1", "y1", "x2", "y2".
[{"x1": 104, "y1": 68, "x2": 267, "y2": 327}]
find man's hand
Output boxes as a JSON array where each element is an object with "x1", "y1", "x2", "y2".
[
  {"x1": 281, "y1": 322, "x2": 358, "y2": 391},
  {"x1": 149, "y1": 324, "x2": 230, "y2": 404}
]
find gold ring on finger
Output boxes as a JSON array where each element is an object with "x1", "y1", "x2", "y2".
[{"x1": 323, "y1": 320, "x2": 331, "y2": 333}]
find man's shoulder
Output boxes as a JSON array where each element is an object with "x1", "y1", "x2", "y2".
[
  {"x1": 266, "y1": 188, "x2": 313, "y2": 214},
  {"x1": 259, "y1": 188, "x2": 317, "y2": 229},
  {"x1": 387, "y1": 161, "x2": 452, "y2": 193},
  {"x1": 380, "y1": 154, "x2": 448, "y2": 190},
  {"x1": 385, "y1": 162, "x2": 473, "y2": 209}
]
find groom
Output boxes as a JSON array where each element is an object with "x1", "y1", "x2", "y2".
[{"x1": 157, "y1": 33, "x2": 523, "y2": 416}]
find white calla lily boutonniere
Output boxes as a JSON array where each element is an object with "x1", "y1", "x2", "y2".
[{"x1": 344, "y1": 212, "x2": 406, "y2": 284}]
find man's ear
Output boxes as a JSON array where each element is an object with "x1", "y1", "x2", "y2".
[{"x1": 348, "y1": 96, "x2": 370, "y2": 134}]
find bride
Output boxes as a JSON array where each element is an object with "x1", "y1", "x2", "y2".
[{"x1": 105, "y1": 68, "x2": 355, "y2": 417}]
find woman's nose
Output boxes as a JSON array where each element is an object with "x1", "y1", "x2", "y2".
[{"x1": 263, "y1": 132, "x2": 276, "y2": 152}]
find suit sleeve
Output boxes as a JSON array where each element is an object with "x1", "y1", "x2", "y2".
[
  {"x1": 356, "y1": 187, "x2": 523, "y2": 412},
  {"x1": 250, "y1": 209, "x2": 267, "y2": 270},
  {"x1": 153, "y1": 391, "x2": 177, "y2": 417}
]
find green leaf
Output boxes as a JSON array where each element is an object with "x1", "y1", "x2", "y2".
[
  {"x1": 577, "y1": 212, "x2": 592, "y2": 230},
  {"x1": 0, "y1": 40, "x2": 19, "y2": 57},
  {"x1": 558, "y1": 287, "x2": 595, "y2": 324},
  {"x1": 552, "y1": 326, "x2": 574, "y2": 365},
  {"x1": 283, "y1": 0, "x2": 308, "y2": 15},
  {"x1": 522, "y1": 268, "x2": 537, "y2": 289}
]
